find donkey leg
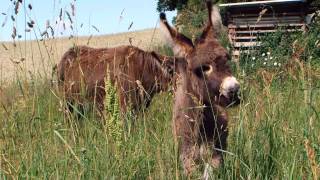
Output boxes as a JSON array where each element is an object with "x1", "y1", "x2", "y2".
[
  {"x1": 180, "y1": 141, "x2": 200, "y2": 175},
  {"x1": 211, "y1": 108, "x2": 228, "y2": 168},
  {"x1": 173, "y1": 119, "x2": 200, "y2": 175}
]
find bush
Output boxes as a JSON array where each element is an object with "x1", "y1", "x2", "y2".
[{"x1": 238, "y1": 21, "x2": 320, "y2": 76}]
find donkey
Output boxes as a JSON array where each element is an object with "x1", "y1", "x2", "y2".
[
  {"x1": 57, "y1": 45, "x2": 173, "y2": 114},
  {"x1": 159, "y1": 1, "x2": 240, "y2": 175}
]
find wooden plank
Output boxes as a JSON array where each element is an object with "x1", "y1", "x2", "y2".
[
  {"x1": 229, "y1": 16, "x2": 304, "y2": 23},
  {"x1": 232, "y1": 27, "x2": 304, "y2": 33},
  {"x1": 228, "y1": 23, "x2": 304, "y2": 29},
  {"x1": 230, "y1": 19, "x2": 304, "y2": 25},
  {"x1": 232, "y1": 50, "x2": 253, "y2": 56},
  {"x1": 233, "y1": 41, "x2": 261, "y2": 47},
  {"x1": 230, "y1": 14, "x2": 303, "y2": 19},
  {"x1": 235, "y1": 29, "x2": 303, "y2": 34},
  {"x1": 230, "y1": 16, "x2": 303, "y2": 22},
  {"x1": 229, "y1": 12, "x2": 305, "y2": 18},
  {"x1": 231, "y1": 36, "x2": 258, "y2": 40}
]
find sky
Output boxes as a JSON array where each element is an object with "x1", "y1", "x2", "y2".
[{"x1": 0, "y1": 0, "x2": 176, "y2": 41}]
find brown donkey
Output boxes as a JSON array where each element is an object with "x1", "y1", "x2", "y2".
[
  {"x1": 159, "y1": 1, "x2": 240, "y2": 175},
  {"x1": 57, "y1": 45, "x2": 173, "y2": 114}
]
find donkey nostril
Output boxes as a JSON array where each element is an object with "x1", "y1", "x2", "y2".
[
  {"x1": 221, "y1": 76, "x2": 240, "y2": 98},
  {"x1": 228, "y1": 84, "x2": 240, "y2": 95}
]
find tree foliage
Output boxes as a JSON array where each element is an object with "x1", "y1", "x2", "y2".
[
  {"x1": 156, "y1": 0, "x2": 256, "y2": 12},
  {"x1": 156, "y1": 0, "x2": 188, "y2": 12},
  {"x1": 174, "y1": 0, "x2": 207, "y2": 39}
]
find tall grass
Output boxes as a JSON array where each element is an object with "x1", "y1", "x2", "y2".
[
  {"x1": 1, "y1": 46, "x2": 320, "y2": 179},
  {"x1": 1, "y1": 0, "x2": 320, "y2": 179},
  {"x1": 1, "y1": 61, "x2": 319, "y2": 179}
]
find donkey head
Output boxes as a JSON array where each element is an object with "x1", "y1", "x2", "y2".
[{"x1": 160, "y1": 1, "x2": 240, "y2": 107}]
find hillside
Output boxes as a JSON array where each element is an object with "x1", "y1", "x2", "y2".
[{"x1": 0, "y1": 28, "x2": 163, "y2": 83}]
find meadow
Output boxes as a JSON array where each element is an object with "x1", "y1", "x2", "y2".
[{"x1": 1, "y1": 10, "x2": 320, "y2": 180}]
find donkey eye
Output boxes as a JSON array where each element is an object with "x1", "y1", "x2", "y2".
[
  {"x1": 201, "y1": 65, "x2": 211, "y2": 72},
  {"x1": 194, "y1": 64, "x2": 213, "y2": 78}
]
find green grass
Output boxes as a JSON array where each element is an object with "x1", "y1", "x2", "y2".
[
  {"x1": 1, "y1": 65, "x2": 319, "y2": 179},
  {"x1": 1, "y1": 4, "x2": 319, "y2": 178}
]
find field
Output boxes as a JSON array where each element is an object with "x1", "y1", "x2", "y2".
[
  {"x1": 0, "y1": 28, "x2": 163, "y2": 83},
  {"x1": 1, "y1": 25, "x2": 320, "y2": 180}
]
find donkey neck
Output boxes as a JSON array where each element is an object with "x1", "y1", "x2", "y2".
[
  {"x1": 139, "y1": 51, "x2": 172, "y2": 92},
  {"x1": 173, "y1": 66, "x2": 204, "y2": 122}
]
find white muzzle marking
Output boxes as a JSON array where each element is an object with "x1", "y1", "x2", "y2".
[{"x1": 220, "y1": 76, "x2": 240, "y2": 98}]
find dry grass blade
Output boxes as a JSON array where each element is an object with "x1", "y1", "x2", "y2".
[
  {"x1": 27, "y1": 22, "x2": 33, "y2": 28},
  {"x1": 14, "y1": 1, "x2": 20, "y2": 14},
  {"x1": 92, "y1": 25, "x2": 99, "y2": 32},
  {"x1": 41, "y1": 30, "x2": 48, "y2": 37},
  {"x1": 9, "y1": 58, "x2": 20, "y2": 64},
  {"x1": 256, "y1": 8, "x2": 268, "y2": 23},
  {"x1": 11, "y1": 26, "x2": 16, "y2": 39},
  {"x1": 2, "y1": 43, "x2": 8, "y2": 50},
  {"x1": 65, "y1": 11, "x2": 73, "y2": 24},
  {"x1": 70, "y1": 3, "x2": 75, "y2": 16},
  {"x1": 129, "y1": 37, "x2": 133, "y2": 46},
  {"x1": 304, "y1": 139, "x2": 320, "y2": 180},
  {"x1": 1, "y1": 154, "x2": 17, "y2": 176},
  {"x1": 2, "y1": 15, "x2": 7, "y2": 27},
  {"x1": 48, "y1": 26, "x2": 54, "y2": 36},
  {"x1": 87, "y1": 34, "x2": 93, "y2": 45},
  {"x1": 46, "y1": 20, "x2": 50, "y2": 29},
  {"x1": 59, "y1": 8, "x2": 63, "y2": 21},
  {"x1": 119, "y1": 8, "x2": 125, "y2": 22},
  {"x1": 128, "y1": 22, "x2": 133, "y2": 30},
  {"x1": 54, "y1": 130, "x2": 81, "y2": 165}
]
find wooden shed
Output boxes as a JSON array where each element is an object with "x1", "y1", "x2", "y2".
[{"x1": 219, "y1": 0, "x2": 314, "y2": 59}]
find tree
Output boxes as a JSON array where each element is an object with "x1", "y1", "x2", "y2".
[
  {"x1": 156, "y1": 0, "x2": 255, "y2": 12},
  {"x1": 157, "y1": 0, "x2": 188, "y2": 12},
  {"x1": 175, "y1": 0, "x2": 207, "y2": 39}
]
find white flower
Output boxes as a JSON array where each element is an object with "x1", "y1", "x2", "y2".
[
  {"x1": 264, "y1": 58, "x2": 268, "y2": 61},
  {"x1": 252, "y1": 57, "x2": 256, "y2": 60},
  {"x1": 270, "y1": 57, "x2": 273, "y2": 60},
  {"x1": 267, "y1": 52, "x2": 271, "y2": 55},
  {"x1": 262, "y1": 53, "x2": 265, "y2": 57},
  {"x1": 274, "y1": 62, "x2": 278, "y2": 66},
  {"x1": 251, "y1": 63, "x2": 255, "y2": 67},
  {"x1": 278, "y1": 63, "x2": 281, "y2": 67},
  {"x1": 309, "y1": 56, "x2": 313, "y2": 59},
  {"x1": 263, "y1": 62, "x2": 267, "y2": 65}
]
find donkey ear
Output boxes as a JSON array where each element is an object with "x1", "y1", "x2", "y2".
[
  {"x1": 159, "y1": 12, "x2": 194, "y2": 57},
  {"x1": 195, "y1": 1, "x2": 222, "y2": 45},
  {"x1": 150, "y1": 51, "x2": 175, "y2": 76}
]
